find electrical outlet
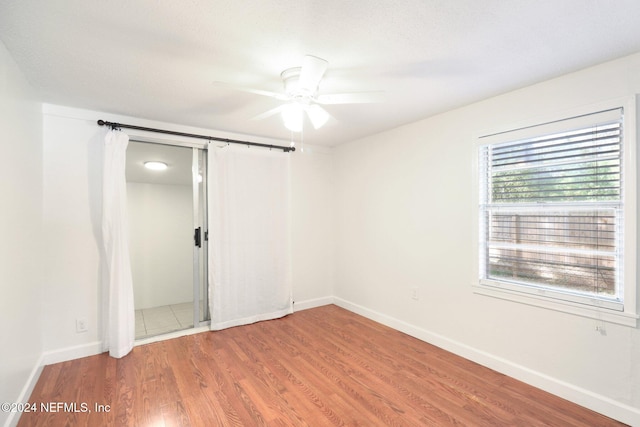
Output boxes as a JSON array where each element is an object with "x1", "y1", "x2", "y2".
[
  {"x1": 76, "y1": 318, "x2": 88, "y2": 333},
  {"x1": 411, "y1": 287, "x2": 419, "y2": 300}
]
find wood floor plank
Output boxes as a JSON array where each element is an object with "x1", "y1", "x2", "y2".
[{"x1": 17, "y1": 305, "x2": 626, "y2": 426}]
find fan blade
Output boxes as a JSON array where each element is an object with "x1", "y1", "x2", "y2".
[
  {"x1": 298, "y1": 55, "x2": 328, "y2": 93},
  {"x1": 305, "y1": 104, "x2": 332, "y2": 129},
  {"x1": 316, "y1": 91, "x2": 385, "y2": 104},
  {"x1": 251, "y1": 105, "x2": 286, "y2": 120},
  {"x1": 213, "y1": 81, "x2": 289, "y2": 100}
]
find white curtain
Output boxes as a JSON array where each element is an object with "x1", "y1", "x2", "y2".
[
  {"x1": 208, "y1": 145, "x2": 292, "y2": 330},
  {"x1": 102, "y1": 130, "x2": 135, "y2": 358}
]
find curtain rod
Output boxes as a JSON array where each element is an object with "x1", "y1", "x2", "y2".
[{"x1": 97, "y1": 120, "x2": 295, "y2": 152}]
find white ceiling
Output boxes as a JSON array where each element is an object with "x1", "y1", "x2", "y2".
[{"x1": 2, "y1": 0, "x2": 640, "y2": 146}]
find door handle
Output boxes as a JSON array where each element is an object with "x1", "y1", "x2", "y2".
[{"x1": 194, "y1": 227, "x2": 202, "y2": 248}]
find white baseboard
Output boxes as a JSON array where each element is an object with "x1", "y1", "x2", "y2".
[
  {"x1": 42, "y1": 341, "x2": 104, "y2": 366},
  {"x1": 333, "y1": 297, "x2": 640, "y2": 427},
  {"x1": 3, "y1": 354, "x2": 45, "y2": 427},
  {"x1": 293, "y1": 296, "x2": 334, "y2": 311}
]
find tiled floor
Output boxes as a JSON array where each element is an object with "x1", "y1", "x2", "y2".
[{"x1": 135, "y1": 302, "x2": 195, "y2": 339}]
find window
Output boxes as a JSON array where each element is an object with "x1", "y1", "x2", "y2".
[{"x1": 475, "y1": 99, "x2": 637, "y2": 326}]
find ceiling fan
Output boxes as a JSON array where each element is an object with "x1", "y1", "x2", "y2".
[{"x1": 214, "y1": 55, "x2": 383, "y2": 132}]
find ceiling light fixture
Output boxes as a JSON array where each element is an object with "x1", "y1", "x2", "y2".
[
  {"x1": 281, "y1": 101, "x2": 330, "y2": 133},
  {"x1": 281, "y1": 103, "x2": 304, "y2": 132},
  {"x1": 144, "y1": 161, "x2": 168, "y2": 171}
]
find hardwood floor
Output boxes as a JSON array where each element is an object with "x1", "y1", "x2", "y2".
[{"x1": 18, "y1": 305, "x2": 625, "y2": 426}]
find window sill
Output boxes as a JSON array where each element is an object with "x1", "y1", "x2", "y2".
[{"x1": 473, "y1": 283, "x2": 638, "y2": 327}]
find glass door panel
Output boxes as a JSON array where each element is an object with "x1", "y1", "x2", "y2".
[{"x1": 126, "y1": 141, "x2": 209, "y2": 340}]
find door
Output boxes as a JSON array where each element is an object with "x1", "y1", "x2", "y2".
[{"x1": 126, "y1": 140, "x2": 209, "y2": 339}]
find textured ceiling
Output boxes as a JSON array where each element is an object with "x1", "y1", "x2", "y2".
[{"x1": 2, "y1": 0, "x2": 640, "y2": 146}]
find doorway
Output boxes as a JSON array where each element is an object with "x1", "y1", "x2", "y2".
[{"x1": 125, "y1": 140, "x2": 209, "y2": 339}]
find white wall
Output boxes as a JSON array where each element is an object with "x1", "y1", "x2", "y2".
[
  {"x1": 333, "y1": 53, "x2": 640, "y2": 425},
  {"x1": 40, "y1": 104, "x2": 335, "y2": 355},
  {"x1": 127, "y1": 182, "x2": 193, "y2": 309},
  {"x1": 41, "y1": 108, "x2": 104, "y2": 354},
  {"x1": 290, "y1": 145, "x2": 335, "y2": 308},
  {"x1": 0, "y1": 41, "x2": 43, "y2": 427}
]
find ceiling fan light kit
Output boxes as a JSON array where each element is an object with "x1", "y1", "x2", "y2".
[{"x1": 282, "y1": 103, "x2": 305, "y2": 132}]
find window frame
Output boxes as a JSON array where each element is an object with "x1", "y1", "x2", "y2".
[{"x1": 472, "y1": 96, "x2": 638, "y2": 327}]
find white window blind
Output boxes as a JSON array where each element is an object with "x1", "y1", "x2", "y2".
[{"x1": 478, "y1": 108, "x2": 624, "y2": 311}]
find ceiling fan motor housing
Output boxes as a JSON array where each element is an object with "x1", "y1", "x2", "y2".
[{"x1": 281, "y1": 67, "x2": 316, "y2": 102}]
